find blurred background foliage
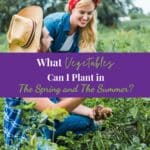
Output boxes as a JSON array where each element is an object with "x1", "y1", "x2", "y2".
[
  {"x1": 1, "y1": 0, "x2": 150, "y2": 52},
  {"x1": 0, "y1": 0, "x2": 144, "y2": 32}
]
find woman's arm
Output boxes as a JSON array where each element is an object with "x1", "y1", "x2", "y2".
[
  {"x1": 23, "y1": 97, "x2": 85, "y2": 112},
  {"x1": 59, "y1": 98, "x2": 95, "y2": 119},
  {"x1": 72, "y1": 104, "x2": 95, "y2": 119}
]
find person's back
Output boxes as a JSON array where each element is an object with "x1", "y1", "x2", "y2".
[
  {"x1": 44, "y1": 12, "x2": 80, "y2": 52},
  {"x1": 4, "y1": 98, "x2": 27, "y2": 147}
]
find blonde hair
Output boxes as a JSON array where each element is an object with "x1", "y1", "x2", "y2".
[{"x1": 65, "y1": 0, "x2": 97, "y2": 52}]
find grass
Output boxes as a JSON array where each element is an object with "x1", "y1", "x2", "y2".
[
  {"x1": 0, "y1": 33, "x2": 8, "y2": 52},
  {"x1": 96, "y1": 18, "x2": 150, "y2": 52}
]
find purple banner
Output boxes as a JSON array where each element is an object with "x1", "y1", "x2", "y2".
[{"x1": 0, "y1": 53, "x2": 150, "y2": 97}]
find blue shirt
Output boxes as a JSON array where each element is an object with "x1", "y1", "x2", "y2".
[
  {"x1": 44, "y1": 12, "x2": 80, "y2": 52},
  {"x1": 4, "y1": 98, "x2": 28, "y2": 147},
  {"x1": 4, "y1": 97, "x2": 59, "y2": 147}
]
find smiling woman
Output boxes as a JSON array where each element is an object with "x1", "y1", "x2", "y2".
[{"x1": 44, "y1": 0, "x2": 99, "y2": 52}]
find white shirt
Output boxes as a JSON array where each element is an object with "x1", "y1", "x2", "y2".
[{"x1": 60, "y1": 33, "x2": 75, "y2": 51}]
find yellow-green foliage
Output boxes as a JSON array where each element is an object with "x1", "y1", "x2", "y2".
[
  {"x1": 42, "y1": 108, "x2": 69, "y2": 122},
  {"x1": 96, "y1": 18, "x2": 150, "y2": 52},
  {"x1": 0, "y1": 34, "x2": 8, "y2": 52}
]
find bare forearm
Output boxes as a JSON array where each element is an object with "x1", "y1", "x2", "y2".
[
  {"x1": 58, "y1": 97, "x2": 85, "y2": 112},
  {"x1": 23, "y1": 97, "x2": 85, "y2": 112},
  {"x1": 23, "y1": 98, "x2": 54, "y2": 111},
  {"x1": 72, "y1": 104, "x2": 94, "y2": 119}
]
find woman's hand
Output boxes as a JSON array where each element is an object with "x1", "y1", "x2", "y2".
[
  {"x1": 93, "y1": 105, "x2": 112, "y2": 121},
  {"x1": 38, "y1": 27, "x2": 53, "y2": 52}
]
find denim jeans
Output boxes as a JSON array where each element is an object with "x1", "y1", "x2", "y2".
[
  {"x1": 40, "y1": 113, "x2": 97, "y2": 138},
  {"x1": 38, "y1": 114, "x2": 97, "y2": 150},
  {"x1": 38, "y1": 98, "x2": 97, "y2": 149}
]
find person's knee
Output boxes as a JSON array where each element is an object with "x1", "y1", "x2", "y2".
[
  {"x1": 65, "y1": 114, "x2": 95, "y2": 131},
  {"x1": 80, "y1": 116, "x2": 96, "y2": 131}
]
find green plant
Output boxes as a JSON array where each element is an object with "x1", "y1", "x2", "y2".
[
  {"x1": 0, "y1": 33, "x2": 8, "y2": 52},
  {"x1": 5, "y1": 102, "x2": 69, "y2": 149}
]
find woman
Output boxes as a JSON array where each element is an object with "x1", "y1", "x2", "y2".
[
  {"x1": 5, "y1": 1, "x2": 112, "y2": 149},
  {"x1": 36, "y1": 0, "x2": 101, "y2": 140},
  {"x1": 44, "y1": 0, "x2": 98, "y2": 52},
  {"x1": 38, "y1": 0, "x2": 102, "y2": 140}
]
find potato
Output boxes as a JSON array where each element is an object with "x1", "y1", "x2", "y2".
[{"x1": 94, "y1": 105, "x2": 112, "y2": 121}]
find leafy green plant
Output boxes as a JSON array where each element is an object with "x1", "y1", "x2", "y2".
[
  {"x1": 0, "y1": 98, "x2": 150, "y2": 150},
  {"x1": 0, "y1": 33, "x2": 8, "y2": 52},
  {"x1": 5, "y1": 101, "x2": 69, "y2": 150}
]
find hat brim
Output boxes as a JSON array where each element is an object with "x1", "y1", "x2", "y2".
[{"x1": 9, "y1": 6, "x2": 43, "y2": 52}]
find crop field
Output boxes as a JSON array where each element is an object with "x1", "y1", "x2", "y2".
[{"x1": 0, "y1": 98, "x2": 150, "y2": 150}]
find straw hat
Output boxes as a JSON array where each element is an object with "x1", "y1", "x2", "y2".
[{"x1": 7, "y1": 6, "x2": 43, "y2": 52}]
